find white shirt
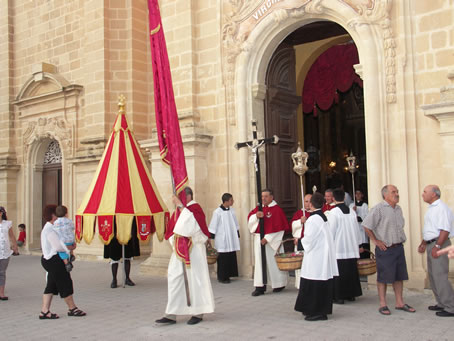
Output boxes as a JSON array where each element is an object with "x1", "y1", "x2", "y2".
[
  {"x1": 41, "y1": 222, "x2": 70, "y2": 260},
  {"x1": 208, "y1": 206, "x2": 240, "y2": 252},
  {"x1": 0, "y1": 220, "x2": 13, "y2": 259},
  {"x1": 328, "y1": 205, "x2": 361, "y2": 259},
  {"x1": 300, "y1": 212, "x2": 338, "y2": 281},
  {"x1": 423, "y1": 199, "x2": 454, "y2": 241}
]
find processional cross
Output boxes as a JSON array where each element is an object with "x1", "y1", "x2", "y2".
[{"x1": 235, "y1": 120, "x2": 279, "y2": 285}]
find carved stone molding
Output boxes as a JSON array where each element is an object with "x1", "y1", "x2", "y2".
[
  {"x1": 13, "y1": 65, "x2": 82, "y2": 163},
  {"x1": 221, "y1": 0, "x2": 396, "y2": 122},
  {"x1": 22, "y1": 116, "x2": 73, "y2": 162}
]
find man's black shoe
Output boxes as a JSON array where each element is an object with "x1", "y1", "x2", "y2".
[
  {"x1": 187, "y1": 316, "x2": 203, "y2": 325},
  {"x1": 333, "y1": 299, "x2": 345, "y2": 304},
  {"x1": 346, "y1": 297, "x2": 356, "y2": 302},
  {"x1": 428, "y1": 305, "x2": 444, "y2": 311},
  {"x1": 251, "y1": 289, "x2": 265, "y2": 296},
  {"x1": 110, "y1": 279, "x2": 117, "y2": 288},
  {"x1": 125, "y1": 278, "x2": 135, "y2": 286},
  {"x1": 436, "y1": 310, "x2": 454, "y2": 317},
  {"x1": 155, "y1": 317, "x2": 176, "y2": 325},
  {"x1": 305, "y1": 315, "x2": 328, "y2": 321},
  {"x1": 218, "y1": 279, "x2": 231, "y2": 284},
  {"x1": 272, "y1": 286, "x2": 285, "y2": 293}
]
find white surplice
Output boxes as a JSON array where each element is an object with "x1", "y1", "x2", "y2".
[
  {"x1": 328, "y1": 206, "x2": 361, "y2": 259},
  {"x1": 208, "y1": 207, "x2": 240, "y2": 252},
  {"x1": 165, "y1": 203, "x2": 215, "y2": 316},
  {"x1": 300, "y1": 212, "x2": 338, "y2": 280},
  {"x1": 248, "y1": 203, "x2": 288, "y2": 288},
  {"x1": 349, "y1": 202, "x2": 369, "y2": 244},
  {"x1": 291, "y1": 211, "x2": 304, "y2": 289}
]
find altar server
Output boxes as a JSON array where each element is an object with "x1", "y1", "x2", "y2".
[
  {"x1": 328, "y1": 188, "x2": 362, "y2": 304},
  {"x1": 208, "y1": 193, "x2": 240, "y2": 283},
  {"x1": 294, "y1": 192, "x2": 338, "y2": 321},
  {"x1": 349, "y1": 189, "x2": 370, "y2": 259}
]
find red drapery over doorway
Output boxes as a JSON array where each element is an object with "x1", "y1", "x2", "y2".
[{"x1": 302, "y1": 43, "x2": 362, "y2": 115}]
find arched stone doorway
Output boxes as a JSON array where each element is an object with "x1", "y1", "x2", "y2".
[
  {"x1": 13, "y1": 64, "x2": 80, "y2": 250},
  {"x1": 224, "y1": 1, "x2": 402, "y2": 278},
  {"x1": 264, "y1": 21, "x2": 368, "y2": 217},
  {"x1": 27, "y1": 138, "x2": 63, "y2": 249},
  {"x1": 41, "y1": 140, "x2": 63, "y2": 226}
]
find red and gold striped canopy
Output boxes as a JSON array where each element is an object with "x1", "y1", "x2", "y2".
[{"x1": 76, "y1": 95, "x2": 168, "y2": 245}]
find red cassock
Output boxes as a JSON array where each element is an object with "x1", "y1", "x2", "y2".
[
  {"x1": 290, "y1": 210, "x2": 311, "y2": 238},
  {"x1": 248, "y1": 204, "x2": 290, "y2": 234},
  {"x1": 322, "y1": 203, "x2": 335, "y2": 213}
]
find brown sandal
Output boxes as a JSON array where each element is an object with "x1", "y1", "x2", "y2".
[
  {"x1": 68, "y1": 307, "x2": 86, "y2": 317},
  {"x1": 39, "y1": 311, "x2": 59, "y2": 319},
  {"x1": 378, "y1": 306, "x2": 391, "y2": 315}
]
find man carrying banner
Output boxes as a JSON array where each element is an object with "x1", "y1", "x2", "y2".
[
  {"x1": 156, "y1": 187, "x2": 215, "y2": 326},
  {"x1": 248, "y1": 189, "x2": 289, "y2": 296}
]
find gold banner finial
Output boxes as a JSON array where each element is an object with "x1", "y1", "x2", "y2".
[{"x1": 118, "y1": 94, "x2": 126, "y2": 115}]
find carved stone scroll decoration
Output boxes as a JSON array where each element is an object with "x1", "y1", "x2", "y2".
[
  {"x1": 23, "y1": 117, "x2": 73, "y2": 162},
  {"x1": 221, "y1": 0, "x2": 397, "y2": 125},
  {"x1": 342, "y1": 0, "x2": 396, "y2": 103}
]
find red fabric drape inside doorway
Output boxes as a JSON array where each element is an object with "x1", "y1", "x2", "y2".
[{"x1": 302, "y1": 44, "x2": 363, "y2": 115}]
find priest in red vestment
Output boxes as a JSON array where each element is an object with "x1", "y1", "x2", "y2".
[
  {"x1": 248, "y1": 189, "x2": 290, "y2": 296},
  {"x1": 323, "y1": 189, "x2": 336, "y2": 214},
  {"x1": 291, "y1": 193, "x2": 313, "y2": 248}
]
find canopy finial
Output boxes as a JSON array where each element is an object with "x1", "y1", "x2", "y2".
[{"x1": 118, "y1": 94, "x2": 126, "y2": 115}]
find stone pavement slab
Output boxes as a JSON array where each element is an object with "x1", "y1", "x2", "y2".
[{"x1": 0, "y1": 255, "x2": 453, "y2": 341}]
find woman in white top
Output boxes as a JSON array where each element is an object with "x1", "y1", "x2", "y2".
[
  {"x1": 39, "y1": 205, "x2": 86, "y2": 319},
  {"x1": 0, "y1": 206, "x2": 18, "y2": 300}
]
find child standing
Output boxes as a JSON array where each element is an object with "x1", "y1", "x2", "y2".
[
  {"x1": 54, "y1": 206, "x2": 76, "y2": 272},
  {"x1": 17, "y1": 224, "x2": 26, "y2": 247}
]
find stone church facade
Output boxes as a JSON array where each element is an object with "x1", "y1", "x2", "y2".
[{"x1": 0, "y1": 0, "x2": 453, "y2": 289}]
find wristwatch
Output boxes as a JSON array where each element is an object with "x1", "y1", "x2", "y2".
[{"x1": 435, "y1": 244, "x2": 441, "y2": 249}]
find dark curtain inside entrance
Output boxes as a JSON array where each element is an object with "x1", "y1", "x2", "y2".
[{"x1": 304, "y1": 82, "x2": 367, "y2": 201}]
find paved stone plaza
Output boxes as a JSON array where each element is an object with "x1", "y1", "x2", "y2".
[{"x1": 0, "y1": 255, "x2": 453, "y2": 340}]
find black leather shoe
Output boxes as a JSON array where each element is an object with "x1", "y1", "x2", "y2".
[
  {"x1": 125, "y1": 278, "x2": 135, "y2": 286},
  {"x1": 218, "y1": 279, "x2": 231, "y2": 284},
  {"x1": 333, "y1": 299, "x2": 345, "y2": 304},
  {"x1": 428, "y1": 305, "x2": 444, "y2": 311},
  {"x1": 272, "y1": 286, "x2": 285, "y2": 293},
  {"x1": 346, "y1": 297, "x2": 356, "y2": 302},
  {"x1": 305, "y1": 315, "x2": 328, "y2": 321},
  {"x1": 155, "y1": 317, "x2": 176, "y2": 325},
  {"x1": 251, "y1": 289, "x2": 265, "y2": 297},
  {"x1": 436, "y1": 310, "x2": 454, "y2": 317},
  {"x1": 187, "y1": 316, "x2": 203, "y2": 325},
  {"x1": 110, "y1": 279, "x2": 117, "y2": 288}
]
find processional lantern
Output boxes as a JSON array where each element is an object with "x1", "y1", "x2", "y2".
[
  {"x1": 291, "y1": 143, "x2": 309, "y2": 213},
  {"x1": 346, "y1": 152, "x2": 357, "y2": 206}
]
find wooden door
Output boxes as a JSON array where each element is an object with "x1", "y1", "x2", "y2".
[
  {"x1": 42, "y1": 164, "x2": 62, "y2": 225},
  {"x1": 264, "y1": 43, "x2": 301, "y2": 219}
]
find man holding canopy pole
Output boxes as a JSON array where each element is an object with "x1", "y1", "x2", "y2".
[{"x1": 155, "y1": 187, "x2": 215, "y2": 325}]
